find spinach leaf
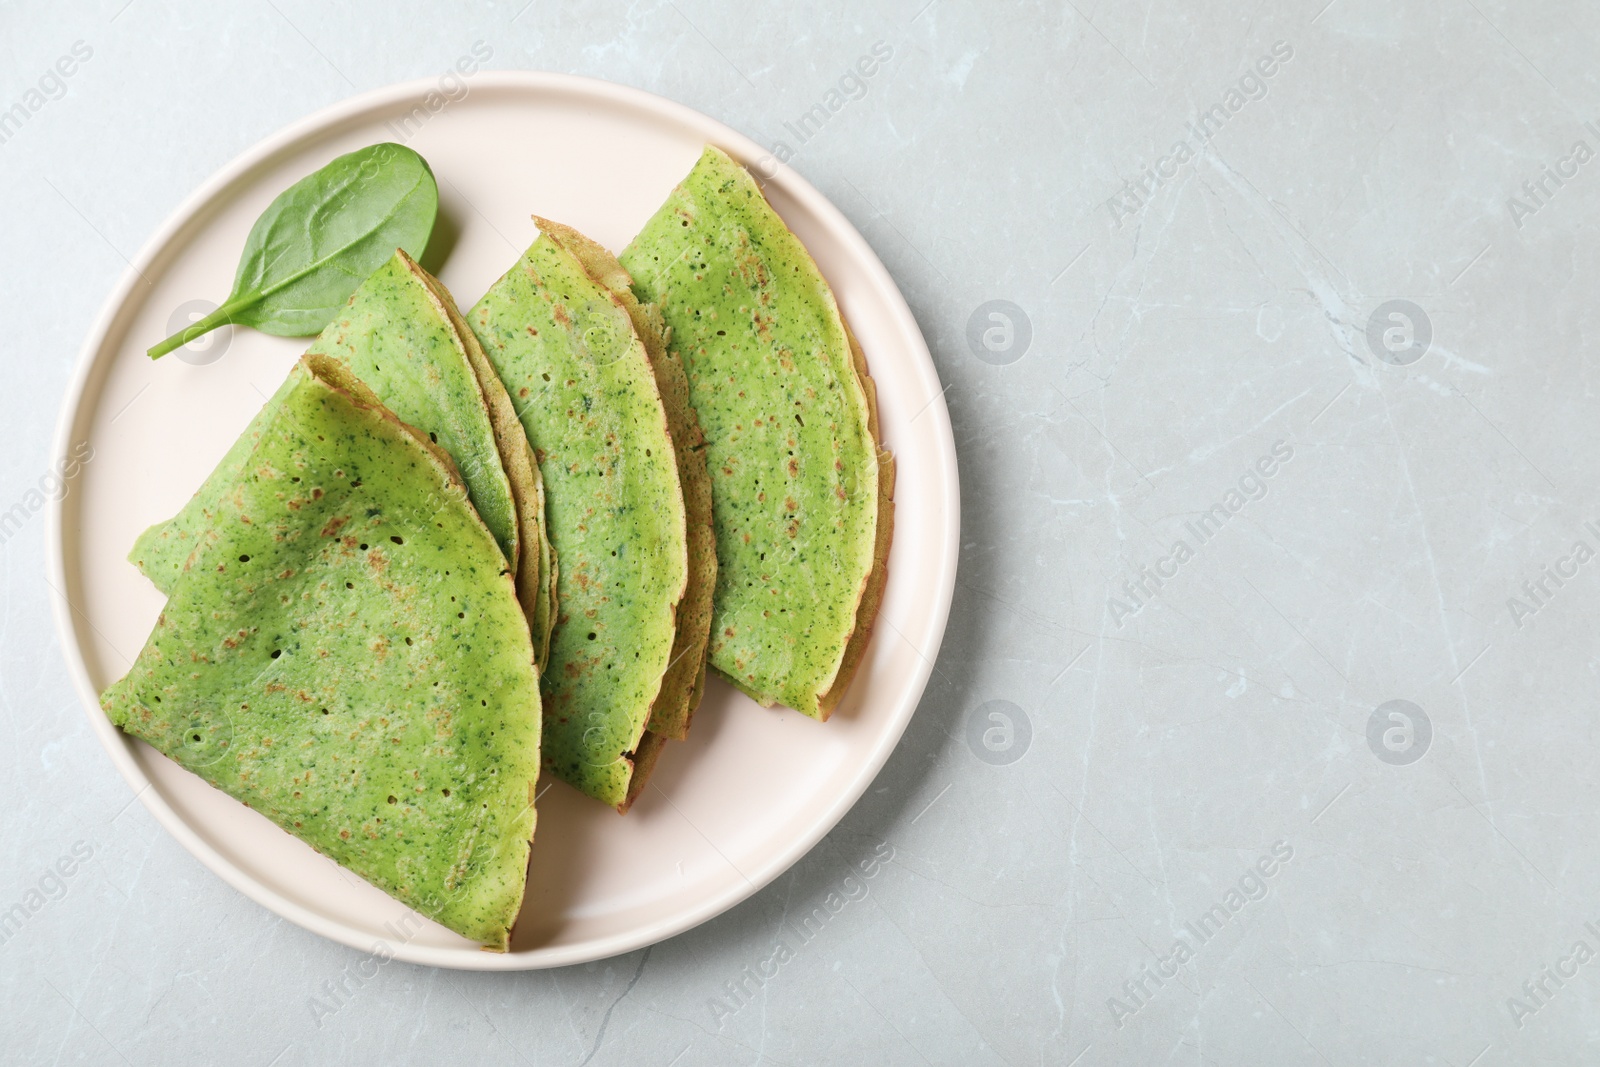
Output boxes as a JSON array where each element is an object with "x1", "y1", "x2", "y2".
[{"x1": 149, "y1": 142, "x2": 439, "y2": 359}]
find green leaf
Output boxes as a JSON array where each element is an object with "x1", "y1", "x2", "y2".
[{"x1": 149, "y1": 143, "x2": 439, "y2": 359}]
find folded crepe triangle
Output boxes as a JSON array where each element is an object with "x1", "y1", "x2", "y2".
[{"x1": 103, "y1": 353, "x2": 542, "y2": 950}]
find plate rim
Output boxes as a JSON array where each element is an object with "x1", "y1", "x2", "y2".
[{"x1": 47, "y1": 69, "x2": 959, "y2": 970}]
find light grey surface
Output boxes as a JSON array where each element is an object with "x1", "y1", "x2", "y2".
[{"x1": 2, "y1": 0, "x2": 1596, "y2": 1063}]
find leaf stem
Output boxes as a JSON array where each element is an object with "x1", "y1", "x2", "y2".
[{"x1": 147, "y1": 293, "x2": 258, "y2": 360}]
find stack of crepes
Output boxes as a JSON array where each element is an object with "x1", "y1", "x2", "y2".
[{"x1": 103, "y1": 146, "x2": 894, "y2": 950}]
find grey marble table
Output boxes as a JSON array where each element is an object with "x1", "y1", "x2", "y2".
[{"x1": 4, "y1": 1, "x2": 1597, "y2": 1063}]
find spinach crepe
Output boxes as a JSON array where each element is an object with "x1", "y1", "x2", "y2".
[
  {"x1": 103, "y1": 354, "x2": 541, "y2": 950},
  {"x1": 469, "y1": 222, "x2": 697, "y2": 811},
  {"x1": 620, "y1": 146, "x2": 894, "y2": 719},
  {"x1": 131, "y1": 251, "x2": 556, "y2": 669},
  {"x1": 530, "y1": 218, "x2": 716, "y2": 747}
]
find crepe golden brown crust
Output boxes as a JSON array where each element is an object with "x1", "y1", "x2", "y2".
[
  {"x1": 817, "y1": 324, "x2": 895, "y2": 720},
  {"x1": 633, "y1": 298, "x2": 716, "y2": 736},
  {"x1": 618, "y1": 730, "x2": 670, "y2": 814}
]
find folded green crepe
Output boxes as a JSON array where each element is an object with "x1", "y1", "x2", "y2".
[
  {"x1": 130, "y1": 251, "x2": 556, "y2": 670},
  {"x1": 620, "y1": 145, "x2": 894, "y2": 719},
  {"x1": 532, "y1": 219, "x2": 716, "y2": 747},
  {"x1": 102, "y1": 354, "x2": 541, "y2": 949},
  {"x1": 469, "y1": 222, "x2": 692, "y2": 811}
]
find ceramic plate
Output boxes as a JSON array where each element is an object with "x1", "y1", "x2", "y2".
[{"x1": 48, "y1": 72, "x2": 957, "y2": 969}]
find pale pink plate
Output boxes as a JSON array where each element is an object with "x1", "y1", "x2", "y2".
[{"x1": 49, "y1": 72, "x2": 957, "y2": 969}]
